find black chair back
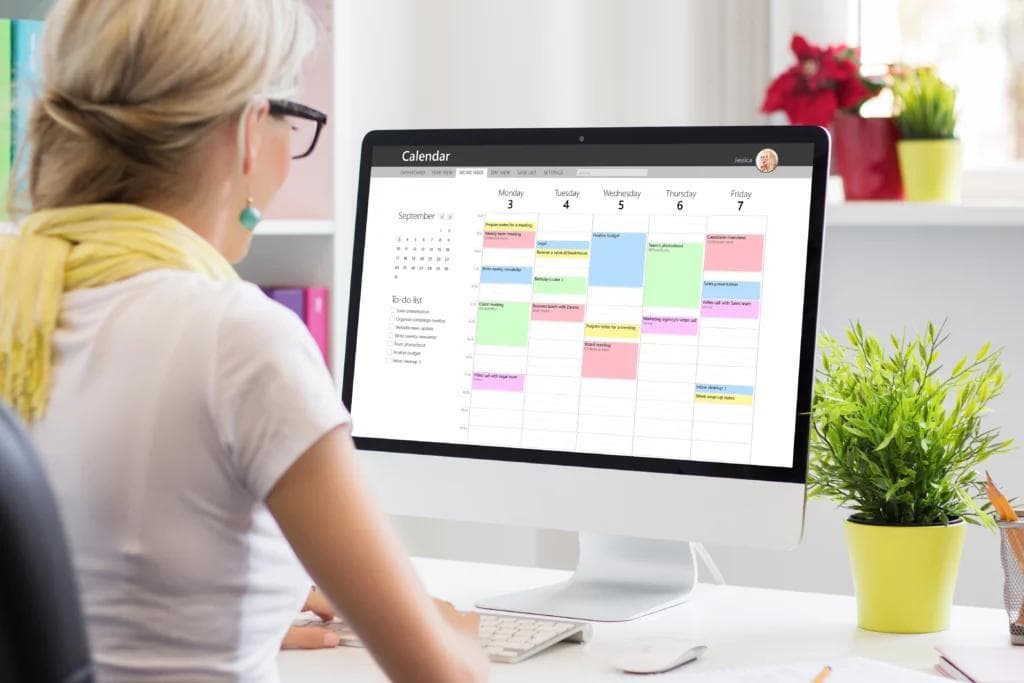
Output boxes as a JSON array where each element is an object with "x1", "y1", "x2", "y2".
[{"x1": 0, "y1": 403, "x2": 93, "y2": 683}]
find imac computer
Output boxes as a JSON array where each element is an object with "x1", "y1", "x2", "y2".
[{"x1": 342, "y1": 126, "x2": 829, "y2": 621}]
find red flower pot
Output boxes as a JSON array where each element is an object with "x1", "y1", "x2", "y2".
[{"x1": 830, "y1": 113, "x2": 904, "y2": 200}]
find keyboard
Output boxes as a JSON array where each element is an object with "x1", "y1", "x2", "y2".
[{"x1": 293, "y1": 612, "x2": 592, "y2": 664}]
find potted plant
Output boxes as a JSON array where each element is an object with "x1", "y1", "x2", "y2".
[
  {"x1": 761, "y1": 35, "x2": 902, "y2": 200},
  {"x1": 810, "y1": 322, "x2": 1013, "y2": 633},
  {"x1": 893, "y1": 68, "x2": 961, "y2": 202}
]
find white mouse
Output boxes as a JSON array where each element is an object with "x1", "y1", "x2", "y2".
[{"x1": 610, "y1": 637, "x2": 708, "y2": 674}]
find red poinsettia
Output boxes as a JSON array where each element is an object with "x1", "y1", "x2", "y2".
[{"x1": 762, "y1": 35, "x2": 882, "y2": 126}]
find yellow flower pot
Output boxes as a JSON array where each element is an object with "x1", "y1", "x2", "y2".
[
  {"x1": 845, "y1": 517, "x2": 966, "y2": 633},
  {"x1": 897, "y1": 139, "x2": 962, "y2": 202}
]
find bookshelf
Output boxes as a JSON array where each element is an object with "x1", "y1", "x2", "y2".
[
  {"x1": 1, "y1": 220, "x2": 335, "y2": 237},
  {"x1": 235, "y1": 0, "x2": 351, "y2": 379},
  {"x1": 258, "y1": 219, "x2": 335, "y2": 236}
]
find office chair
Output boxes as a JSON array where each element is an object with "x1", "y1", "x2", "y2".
[{"x1": 0, "y1": 402, "x2": 94, "y2": 683}]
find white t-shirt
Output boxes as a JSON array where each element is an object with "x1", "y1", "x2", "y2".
[{"x1": 30, "y1": 269, "x2": 349, "y2": 683}]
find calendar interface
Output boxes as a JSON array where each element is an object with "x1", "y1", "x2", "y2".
[{"x1": 350, "y1": 143, "x2": 815, "y2": 467}]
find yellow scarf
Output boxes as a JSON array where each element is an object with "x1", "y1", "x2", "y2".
[{"x1": 0, "y1": 203, "x2": 238, "y2": 423}]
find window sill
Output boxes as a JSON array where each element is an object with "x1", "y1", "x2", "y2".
[{"x1": 826, "y1": 201, "x2": 1024, "y2": 228}]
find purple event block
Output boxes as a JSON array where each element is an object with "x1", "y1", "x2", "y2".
[
  {"x1": 701, "y1": 299, "x2": 761, "y2": 319},
  {"x1": 472, "y1": 372, "x2": 525, "y2": 391},
  {"x1": 641, "y1": 316, "x2": 699, "y2": 335}
]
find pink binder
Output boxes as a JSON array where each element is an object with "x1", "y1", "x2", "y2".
[{"x1": 304, "y1": 287, "x2": 329, "y2": 367}]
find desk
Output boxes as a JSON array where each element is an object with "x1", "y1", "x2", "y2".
[{"x1": 277, "y1": 557, "x2": 1007, "y2": 681}]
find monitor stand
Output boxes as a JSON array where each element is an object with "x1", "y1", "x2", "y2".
[{"x1": 475, "y1": 532, "x2": 697, "y2": 622}]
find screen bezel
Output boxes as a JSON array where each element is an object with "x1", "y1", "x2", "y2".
[{"x1": 342, "y1": 126, "x2": 829, "y2": 485}]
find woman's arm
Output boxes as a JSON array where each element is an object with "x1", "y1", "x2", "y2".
[{"x1": 267, "y1": 426, "x2": 489, "y2": 683}]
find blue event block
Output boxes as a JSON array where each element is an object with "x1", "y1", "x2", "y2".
[
  {"x1": 702, "y1": 280, "x2": 762, "y2": 301},
  {"x1": 589, "y1": 232, "x2": 646, "y2": 287},
  {"x1": 695, "y1": 384, "x2": 754, "y2": 396},
  {"x1": 481, "y1": 266, "x2": 534, "y2": 284}
]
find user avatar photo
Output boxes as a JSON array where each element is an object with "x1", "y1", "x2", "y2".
[{"x1": 756, "y1": 148, "x2": 779, "y2": 174}]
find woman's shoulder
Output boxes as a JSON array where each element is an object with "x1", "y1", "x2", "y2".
[
  {"x1": 70, "y1": 269, "x2": 305, "y2": 340},
  {"x1": 133, "y1": 269, "x2": 324, "y2": 388}
]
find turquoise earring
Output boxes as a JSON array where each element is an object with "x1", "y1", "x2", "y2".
[{"x1": 239, "y1": 197, "x2": 262, "y2": 231}]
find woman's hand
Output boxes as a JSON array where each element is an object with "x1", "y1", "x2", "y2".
[
  {"x1": 281, "y1": 593, "x2": 479, "y2": 651},
  {"x1": 304, "y1": 586, "x2": 337, "y2": 621},
  {"x1": 434, "y1": 599, "x2": 480, "y2": 639},
  {"x1": 281, "y1": 587, "x2": 341, "y2": 650}
]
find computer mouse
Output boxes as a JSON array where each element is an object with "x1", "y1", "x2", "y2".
[{"x1": 610, "y1": 637, "x2": 708, "y2": 674}]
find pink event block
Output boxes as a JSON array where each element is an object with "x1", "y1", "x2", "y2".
[
  {"x1": 483, "y1": 231, "x2": 536, "y2": 249},
  {"x1": 581, "y1": 341, "x2": 639, "y2": 380},
  {"x1": 642, "y1": 316, "x2": 698, "y2": 335},
  {"x1": 701, "y1": 299, "x2": 760, "y2": 319},
  {"x1": 532, "y1": 303, "x2": 585, "y2": 322},
  {"x1": 472, "y1": 372, "x2": 525, "y2": 391},
  {"x1": 704, "y1": 234, "x2": 765, "y2": 272},
  {"x1": 304, "y1": 287, "x2": 330, "y2": 366}
]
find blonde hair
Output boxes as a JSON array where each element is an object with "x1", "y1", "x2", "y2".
[{"x1": 18, "y1": 0, "x2": 316, "y2": 213}]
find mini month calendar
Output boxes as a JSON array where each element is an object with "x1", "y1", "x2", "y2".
[{"x1": 394, "y1": 213, "x2": 453, "y2": 278}]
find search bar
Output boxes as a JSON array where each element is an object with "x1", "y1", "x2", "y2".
[{"x1": 576, "y1": 168, "x2": 649, "y2": 177}]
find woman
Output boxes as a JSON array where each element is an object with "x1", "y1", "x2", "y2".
[{"x1": 0, "y1": 1, "x2": 488, "y2": 681}]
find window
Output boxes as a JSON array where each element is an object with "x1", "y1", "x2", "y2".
[{"x1": 859, "y1": 0, "x2": 1024, "y2": 170}]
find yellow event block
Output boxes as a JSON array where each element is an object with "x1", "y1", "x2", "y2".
[
  {"x1": 585, "y1": 323, "x2": 641, "y2": 340},
  {"x1": 536, "y1": 249, "x2": 589, "y2": 259},
  {"x1": 694, "y1": 393, "x2": 754, "y2": 405},
  {"x1": 483, "y1": 221, "x2": 536, "y2": 232}
]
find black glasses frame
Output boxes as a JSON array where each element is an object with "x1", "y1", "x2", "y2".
[{"x1": 269, "y1": 99, "x2": 328, "y2": 159}]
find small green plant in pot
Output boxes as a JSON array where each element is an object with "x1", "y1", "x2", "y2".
[
  {"x1": 893, "y1": 67, "x2": 961, "y2": 201},
  {"x1": 810, "y1": 322, "x2": 1012, "y2": 633}
]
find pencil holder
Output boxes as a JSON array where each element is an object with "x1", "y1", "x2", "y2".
[{"x1": 998, "y1": 516, "x2": 1024, "y2": 645}]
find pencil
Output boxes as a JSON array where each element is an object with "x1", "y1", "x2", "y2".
[
  {"x1": 987, "y1": 473, "x2": 1019, "y2": 521},
  {"x1": 811, "y1": 664, "x2": 831, "y2": 682},
  {"x1": 985, "y1": 473, "x2": 1024, "y2": 624}
]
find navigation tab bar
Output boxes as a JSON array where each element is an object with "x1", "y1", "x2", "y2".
[{"x1": 371, "y1": 165, "x2": 811, "y2": 179}]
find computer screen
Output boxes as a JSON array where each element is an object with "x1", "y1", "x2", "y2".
[{"x1": 343, "y1": 128, "x2": 827, "y2": 483}]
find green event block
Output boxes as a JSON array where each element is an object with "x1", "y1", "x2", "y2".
[
  {"x1": 643, "y1": 242, "x2": 704, "y2": 308},
  {"x1": 533, "y1": 276, "x2": 588, "y2": 295},
  {"x1": 476, "y1": 301, "x2": 530, "y2": 346}
]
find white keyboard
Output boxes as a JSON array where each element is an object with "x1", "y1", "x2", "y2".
[{"x1": 293, "y1": 612, "x2": 592, "y2": 664}]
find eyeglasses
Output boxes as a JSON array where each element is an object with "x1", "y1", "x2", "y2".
[{"x1": 269, "y1": 99, "x2": 328, "y2": 160}]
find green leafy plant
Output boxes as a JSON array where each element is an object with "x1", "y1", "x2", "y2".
[
  {"x1": 809, "y1": 322, "x2": 1012, "y2": 527},
  {"x1": 893, "y1": 68, "x2": 958, "y2": 139}
]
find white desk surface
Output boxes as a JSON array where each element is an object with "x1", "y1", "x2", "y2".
[{"x1": 277, "y1": 557, "x2": 1009, "y2": 681}]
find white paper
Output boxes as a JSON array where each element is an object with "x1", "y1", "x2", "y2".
[{"x1": 686, "y1": 656, "x2": 941, "y2": 682}]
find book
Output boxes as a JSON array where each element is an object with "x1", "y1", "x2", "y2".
[
  {"x1": 0, "y1": 19, "x2": 11, "y2": 221},
  {"x1": 673, "y1": 656, "x2": 939, "y2": 682},
  {"x1": 935, "y1": 657, "x2": 971, "y2": 681},
  {"x1": 304, "y1": 286, "x2": 329, "y2": 366},
  {"x1": 11, "y1": 20, "x2": 44, "y2": 171},
  {"x1": 266, "y1": 287, "x2": 305, "y2": 320},
  {"x1": 935, "y1": 646, "x2": 1024, "y2": 682},
  {"x1": 262, "y1": 286, "x2": 330, "y2": 367}
]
